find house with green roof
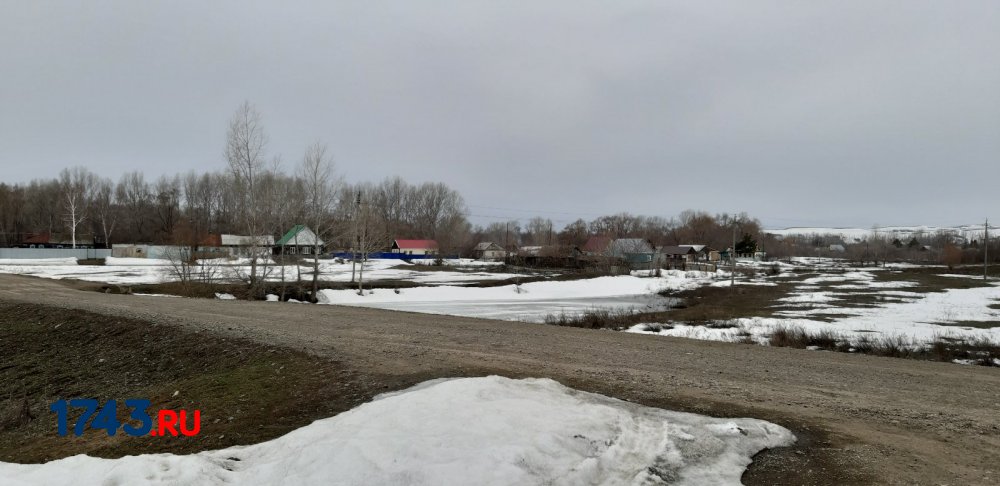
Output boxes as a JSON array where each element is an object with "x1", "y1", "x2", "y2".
[{"x1": 275, "y1": 225, "x2": 325, "y2": 255}]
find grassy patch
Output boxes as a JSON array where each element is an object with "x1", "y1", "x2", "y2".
[
  {"x1": 543, "y1": 281, "x2": 798, "y2": 329},
  {"x1": 0, "y1": 303, "x2": 375, "y2": 463},
  {"x1": 871, "y1": 267, "x2": 994, "y2": 293},
  {"x1": 769, "y1": 325, "x2": 843, "y2": 350},
  {"x1": 543, "y1": 307, "x2": 645, "y2": 329},
  {"x1": 662, "y1": 283, "x2": 796, "y2": 323},
  {"x1": 764, "y1": 323, "x2": 1000, "y2": 364}
]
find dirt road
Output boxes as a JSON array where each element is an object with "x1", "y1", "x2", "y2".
[{"x1": 3, "y1": 274, "x2": 999, "y2": 484}]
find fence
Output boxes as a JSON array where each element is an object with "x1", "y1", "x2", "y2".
[
  {"x1": 0, "y1": 248, "x2": 111, "y2": 260},
  {"x1": 329, "y1": 252, "x2": 456, "y2": 260}
]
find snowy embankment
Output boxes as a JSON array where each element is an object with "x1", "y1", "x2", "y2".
[
  {"x1": 316, "y1": 271, "x2": 721, "y2": 321},
  {"x1": 0, "y1": 377, "x2": 794, "y2": 486}
]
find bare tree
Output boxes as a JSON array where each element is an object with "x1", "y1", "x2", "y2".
[
  {"x1": 0, "y1": 184, "x2": 27, "y2": 246},
  {"x1": 298, "y1": 142, "x2": 341, "y2": 300},
  {"x1": 525, "y1": 217, "x2": 554, "y2": 246},
  {"x1": 58, "y1": 167, "x2": 96, "y2": 248},
  {"x1": 225, "y1": 101, "x2": 270, "y2": 291},
  {"x1": 371, "y1": 176, "x2": 410, "y2": 237},
  {"x1": 91, "y1": 178, "x2": 117, "y2": 247},
  {"x1": 355, "y1": 196, "x2": 390, "y2": 295},
  {"x1": 153, "y1": 175, "x2": 182, "y2": 241},
  {"x1": 116, "y1": 171, "x2": 151, "y2": 243}
]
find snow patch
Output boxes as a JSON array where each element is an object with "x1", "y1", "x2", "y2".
[
  {"x1": 104, "y1": 257, "x2": 171, "y2": 266},
  {"x1": 0, "y1": 376, "x2": 794, "y2": 486}
]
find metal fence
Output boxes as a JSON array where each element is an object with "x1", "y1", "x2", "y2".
[{"x1": 0, "y1": 248, "x2": 111, "y2": 260}]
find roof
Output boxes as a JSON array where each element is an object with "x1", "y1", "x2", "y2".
[
  {"x1": 393, "y1": 239, "x2": 438, "y2": 250},
  {"x1": 582, "y1": 236, "x2": 613, "y2": 253},
  {"x1": 610, "y1": 238, "x2": 653, "y2": 255},
  {"x1": 221, "y1": 234, "x2": 275, "y2": 246},
  {"x1": 679, "y1": 244, "x2": 706, "y2": 252},
  {"x1": 518, "y1": 245, "x2": 543, "y2": 256},
  {"x1": 276, "y1": 225, "x2": 324, "y2": 246},
  {"x1": 474, "y1": 242, "x2": 503, "y2": 251},
  {"x1": 199, "y1": 233, "x2": 222, "y2": 247},
  {"x1": 23, "y1": 232, "x2": 95, "y2": 245},
  {"x1": 23, "y1": 232, "x2": 50, "y2": 244},
  {"x1": 661, "y1": 245, "x2": 698, "y2": 255}
]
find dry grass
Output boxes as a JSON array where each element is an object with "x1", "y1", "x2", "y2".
[
  {"x1": 766, "y1": 324, "x2": 1000, "y2": 364},
  {"x1": 543, "y1": 308, "x2": 644, "y2": 329}
]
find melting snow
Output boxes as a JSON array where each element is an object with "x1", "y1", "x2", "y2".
[{"x1": 0, "y1": 377, "x2": 794, "y2": 486}]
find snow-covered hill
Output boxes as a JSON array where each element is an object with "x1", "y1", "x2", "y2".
[{"x1": 765, "y1": 224, "x2": 992, "y2": 244}]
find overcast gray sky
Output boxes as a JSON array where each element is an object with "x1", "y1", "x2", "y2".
[{"x1": 2, "y1": 1, "x2": 997, "y2": 229}]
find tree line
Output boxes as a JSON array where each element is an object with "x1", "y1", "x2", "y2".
[{"x1": 0, "y1": 102, "x2": 775, "y2": 256}]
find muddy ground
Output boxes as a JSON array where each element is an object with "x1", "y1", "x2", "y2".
[{"x1": 2, "y1": 274, "x2": 999, "y2": 484}]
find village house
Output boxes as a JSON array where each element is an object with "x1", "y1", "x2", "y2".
[
  {"x1": 581, "y1": 236, "x2": 655, "y2": 268},
  {"x1": 221, "y1": 234, "x2": 275, "y2": 257},
  {"x1": 660, "y1": 245, "x2": 699, "y2": 263},
  {"x1": 275, "y1": 225, "x2": 324, "y2": 255},
  {"x1": 391, "y1": 239, "x2": 439, "y2": 256},
  {"x1": 515, "y1": 244, "x2": 580, "y2": 267},
  {"x1": 473, "y1": 241, "x2": 506, "y2": 261}
]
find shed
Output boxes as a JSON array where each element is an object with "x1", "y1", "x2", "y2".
[{"x1": 391, "y1": 239, "x2": 438, "y2": 256}]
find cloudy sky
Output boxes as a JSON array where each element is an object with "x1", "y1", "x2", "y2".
[{"x1": 2, "y1": 1, "x2": 997, "y2": 229}]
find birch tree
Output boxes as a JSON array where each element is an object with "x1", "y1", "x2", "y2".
[
  {"x1": 298, "y1": 142, "x2": 341, "y2": 300},
  {"x1": 58, "y1": 167, "x2": 96, "y2": 248},
  {"x1": 225, "y1": 101, "x2": 269, "y2": 290}
]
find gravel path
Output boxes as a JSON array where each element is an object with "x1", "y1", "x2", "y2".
[{"x1": 3, "y1": 274, "x2": 999, "y2": 484}]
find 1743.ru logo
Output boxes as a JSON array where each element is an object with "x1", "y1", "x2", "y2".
[{"x1": 50, "y1": 399, "x2": 201, "y2": 437}]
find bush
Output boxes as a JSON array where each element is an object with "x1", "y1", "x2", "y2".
[{"x1": 541, "y1": 307, "x2": 641, "y2": 329}]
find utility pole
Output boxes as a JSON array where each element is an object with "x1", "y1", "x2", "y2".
[
  {"x1": 986, "y1": 218, "x2": 989, "y2": 281},
  {"x1": 731, "y1": 221, "x2": 737, "y2": 287},
  {"x1": 351, "y1": 190, "x2": 361, "y2": 283}
]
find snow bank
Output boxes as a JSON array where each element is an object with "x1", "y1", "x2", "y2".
[
  {"x1": 104, "y1": 257, "x2": 171, "y2": 266},
  {"x1": 0, "y1": 258, "x2": 77, "y2": 265},
  {"x1": 318, "y1": 272, "x2": 716, "y2": 306},
  {"x1": 0, "y1": 376, "x2": 794, "y2": 486}
]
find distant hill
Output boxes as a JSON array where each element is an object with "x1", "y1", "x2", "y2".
[{"x1": 764, "y1": 225, "x2": 992, "y2": 244}]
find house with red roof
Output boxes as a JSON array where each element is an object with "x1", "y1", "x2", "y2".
[{"x1": 390, "y1": 239, "x2": 439, "y2": 256}]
